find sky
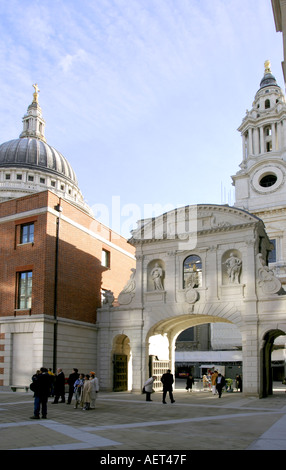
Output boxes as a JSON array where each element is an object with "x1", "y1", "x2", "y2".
[{"x1": 0, "y1": 0, "x2": 284, "y2": 238}]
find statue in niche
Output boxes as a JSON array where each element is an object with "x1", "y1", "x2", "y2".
[
  {"x1": 185, "y1": 264, "x2": 199, "y2": 304},
  {"x1": 151, "y1": 263, "x2": 164, "y2": 290},
  {"x1": 224, "y1": 253, "x2": 242, "y2": 284},
  {"x1": 185, "y1": 264, "x2": 199, "y2": 289}
]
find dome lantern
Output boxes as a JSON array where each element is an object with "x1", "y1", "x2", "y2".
[
  {"x1": 259, "y1": 60, "x2": 279, "y2": 89},
  {"x1": 19, "y1": 84, "x2": 46, "y2": 142}
]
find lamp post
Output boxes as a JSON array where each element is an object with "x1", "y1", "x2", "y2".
[{"x1": 53, "y1": 200, "x2": 62, "y2": 373}]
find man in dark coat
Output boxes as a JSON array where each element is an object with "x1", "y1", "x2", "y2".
[
  {"x1": 67, "y1": 368, "x2": 79, "y2": 404},
  {"x1": 215, "y1": 373, "x2": 226, "y2": 398},
  {"x1": 161, "y1": 369, "x2": 175, "y2": 404},
  {"x1": 52, "y1": 368, "x2": 66, "y2": 403},
  {"x1": 30, "y1": 367, "x2": 52, "y2": 419}
]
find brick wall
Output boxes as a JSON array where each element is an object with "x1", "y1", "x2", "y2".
[{"x1": 0, "y1": 191, "x2": 135, "y2": 324}]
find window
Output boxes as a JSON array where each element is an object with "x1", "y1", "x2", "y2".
[
  {"x1": 265, "y1": 99, "x2": 270, "y2": 109},
  {"x1": 268, "y1": 239, "x2": 277, "y2": 263},
  {"x1": 259, "y1": 174, "x2": 277, "y2": 187},
  {"x1": 102, "y1": 249, "x2": 110, "y2": 268},
  {"x1": 28, "y1": 175, "x2": 34, "y2": 182},
  {"x1": 40, "y1": 177, "x2": 45, "y2": 184},
  {"x1": 266, "y1": 127, "x2": 272, "y2": 136},
  {"x1": 5, "y1": 174, "x2": 10, "y2": 180},
  {"x1": 51, "y1": 181, "x2": 56, "y2": 187},
  {"x1": 177, "y1": 327, "x2": 195, "y2": 342},
  {"x1": 18, "y1": 271, "x2": 32, "y2": 309},
  {"x1": 21, "y1": 223, "x2": 34, "y2": 244},
  {"x1": 183, "y1": 255, "x2": 202, "y2": 288},
  {"x1": 17, "y1": 174, "x2": 22, "y2": 180}
]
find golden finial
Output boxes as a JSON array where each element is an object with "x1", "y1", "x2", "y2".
[
  {"x1": 32, "y1": 83, "x2": 40, "y2": 103},
  {"x1": 264, "y1": 60, "x2": 271, "y2": 74}
]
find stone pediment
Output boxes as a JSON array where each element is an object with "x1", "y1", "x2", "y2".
[{"x1": 129, "y1": 204, "x2": 261, "y2": 244}]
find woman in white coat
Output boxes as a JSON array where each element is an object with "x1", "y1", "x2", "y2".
[
  {"x1": 81, "y1": 374, "x2": 91, "y2": 410},
  {"x1": 89, "y1": 372, "x2": 99, "y2": 409},
  {"x1": 144, "y1": 376, "x2": 156, "y2": 402}
]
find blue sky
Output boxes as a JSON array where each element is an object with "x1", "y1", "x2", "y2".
[{"x1": 0, "y1": 0, "x2": 284, "y2": 237}]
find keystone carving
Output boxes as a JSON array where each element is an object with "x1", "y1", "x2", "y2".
[
  {"x1": 257, "y1": 253, "x2": 282, "y2": 295},
  {"x1": 118, "y1": 268, "x2": 136, "y2": 305}
]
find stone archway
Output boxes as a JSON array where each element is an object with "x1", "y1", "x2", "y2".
[
  {"x1": 261, "y1": 329, "x2": 286, "y2": 398},
  {"x1": 146, "y1": 314, "x2": 241, "y2": 383},
  {"x1": 112, "y1": 334, "x2": 131, "y2": 391},
  {"x1": 97, "y1": 204, "x2": 286, "y2": 396}
]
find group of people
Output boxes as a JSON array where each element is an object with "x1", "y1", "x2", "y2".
[
  {"x1": 144, "y1": 369, "x2": 175, "y2": 404},
  {"x1": 209, "y1": 371, "x2": 226, "y2": 398},
  {"x1": 205, "y1": 370, "x2": 242, "y2": 396},
  {"x1": 187, "y1": 370, "x2": 226, "y2": 398},
  {"x1": 30, "y1": 367, "x2": 99, "y2": 419},
  {"x1": 71, "y1": 371, "x2": 99, "y2": 410},
  {"x1": 143, "y1": 369, "x2": 243, "y2": 403}
]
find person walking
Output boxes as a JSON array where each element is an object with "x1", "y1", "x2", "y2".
[
  {"x1": 235, "y1": 374, "x2": 243, "y2": 392},
  {"x1": 52, "y1": 368, "x2": 66, "y2": 403},
  {"x1": 186, "y1": 374, "x2": 194, "y2": 392},
  {"x1": 144, "y1": 376, "x2": 156, "y2": 401},
  {"x1": 30, "y1": 367, "x2": 52, "y2": 419},
  {"x1": 89, "y1": 372, "x2": 99, "y2": 409},
  {"x1": 215, "y1": 373, "x2": 226, "y2": 398},
  {"x1": 161, "y1": 369, "x2": 175, "y2": 404},
  {"x1": 67, "y1": 368, "x2": 79, "y2": 404},
  {"x1": 211, "y1": 370, "x2": 218, "y2": 395}
]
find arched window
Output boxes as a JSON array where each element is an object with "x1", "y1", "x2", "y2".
[
  {"x1": 264, "y1": 126, "x2": 272, "y2": 152},
  {"x1": 265, "y1": 99, "x2": 270, "y2": 109},
  {"x1": 183, "y1": 255, "x2": 202, "y2": 288},
  {"x1": 265, "y1": 126, "x2": 272, "y2": 136}
]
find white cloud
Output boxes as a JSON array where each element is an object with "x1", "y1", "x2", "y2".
[{"x1": 59, "y1": 49, "x2": 88, "y2": 73}]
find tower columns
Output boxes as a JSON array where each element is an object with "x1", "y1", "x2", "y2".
[
  {"x1": 243, "y1": 133, "x2": 247, "y2": 160},
  {"x1": 259, "y1": 126, "x2": 265, "y2": 154},
  {"x1": 271, "y1": 123, "x2": 277, "y2": 150},
  {"x1": 254, "y1": 127, "x2": 260, "y2": 155},
  {"x1": 248, "y1": 128, "x2": 253, "y2": 155}
]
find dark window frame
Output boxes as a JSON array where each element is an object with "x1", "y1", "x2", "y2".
[
  {"x1": 268, "y1": 239, "x2": 277, "y2": 264},
  {"x1": 20, "y1": 223, "x2": 34, "y2": 244},
  {"x1": 18, "y1": 271, "x2": 33, "y2": 309},
  {"x1": 102, "y1": 249, "x2": 111, "y2": 268}
]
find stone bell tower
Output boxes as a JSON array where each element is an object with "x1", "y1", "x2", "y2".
[{"x1": 232, "y1": 61, "x2": 286, "y2": 283}]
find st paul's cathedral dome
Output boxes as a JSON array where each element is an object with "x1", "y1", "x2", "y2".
[{"x1": 0, "y1": 84, "x2": 91, "y2": 214}]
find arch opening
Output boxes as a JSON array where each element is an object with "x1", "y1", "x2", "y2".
[
  {"x1": 147, "y1": 315, "x2": 242, "y2": 392},
  {"x1": 112, "y1": 334, "x2": 132, "y2": 392},
  {"x1": 261, "y1": 329, "x2": 286, "y2": 397}
]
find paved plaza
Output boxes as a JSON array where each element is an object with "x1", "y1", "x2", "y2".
[{"x1": 1, "y1": 381, "x2": 286, "y2": 455}]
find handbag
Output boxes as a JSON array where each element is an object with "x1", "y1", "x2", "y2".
[
  {"x1": 30, "y1": 381, "x2": 36, "y2": 392},
  {"x1": 142, "y1": 386, "x2": 146, "y2": 394}
]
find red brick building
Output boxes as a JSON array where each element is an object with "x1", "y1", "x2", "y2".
[{"x1": 0, "y1": 87, "x2": 135, "y2": 389}]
